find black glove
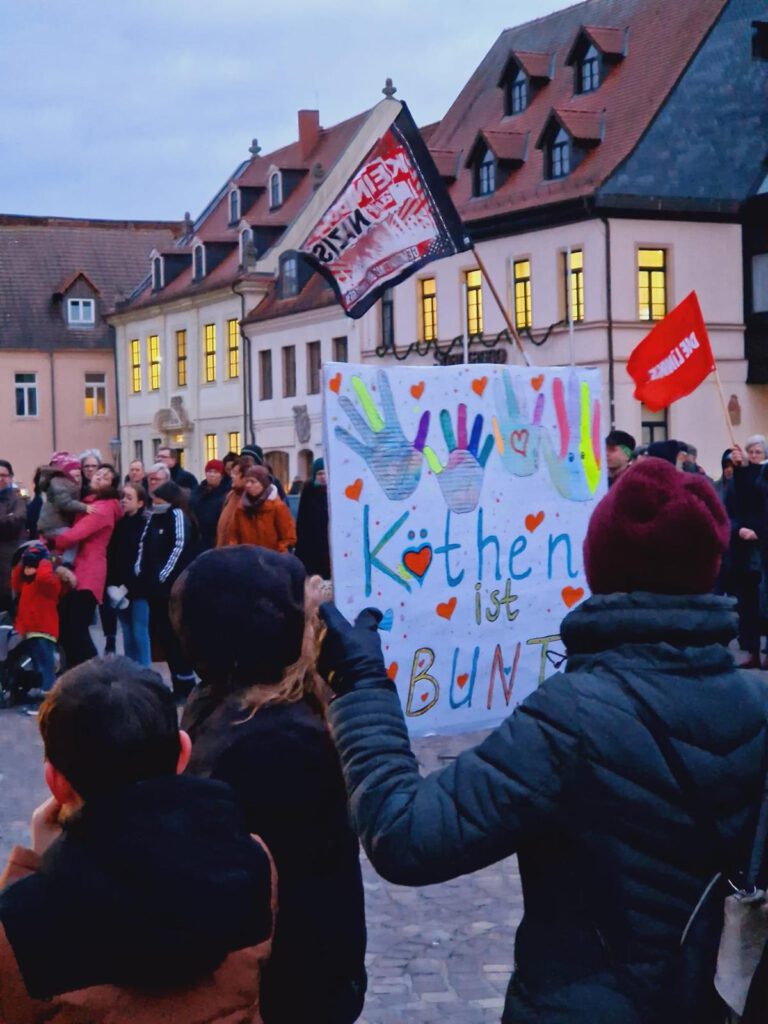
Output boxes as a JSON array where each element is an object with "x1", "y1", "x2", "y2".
[{"x1": 318, "y1": 603, "x2": 395, "y2": 696}]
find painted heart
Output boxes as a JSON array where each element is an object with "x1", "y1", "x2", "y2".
[
  {"x1": 456, "y1": 673, "x2": 469, "y2": 689},
  {"x1": 378, "y1": 609, "x2": 394, "y2": 632},
  {"x1": 329, "y1": 372, "x2": 342, "y2": 394},
  {"x1": 403, "y1": 545, "x2": 433, "y2": 581},
  {"x1": 387, "y1": 662, "x2": 398, "y2": 681},
  {"x1": 421, "y1": 692, "x2": 430, "y2": 702},
  {"x1": 510, "y1": 429, "x2": 529, "y2": 456},
  {"x1": 410, "y1": 381, "x2": 425, "y2": 400},
  {"x1": 561, "y1": 586, "x2": 585, "y2": 609},
  {"x1": 345, "y1": 479, "x2": 363, "y2": 501},
  {"x1": 531, "y1": 374, "x2": 545, "y2": 391},
  {"x1": 525, "y1": 511, "x2": 545, "y2": 533},
  {"x1": 436, "y1": 597, "x2": 457, "y2": 620},
  {"x1": 471, "y1": 376, "x2": 488, "y2": 397}
]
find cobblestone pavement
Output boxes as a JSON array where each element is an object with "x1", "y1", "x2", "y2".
[{"x1": 0, "y1": 700, "x2": 519, "y2": 1023}]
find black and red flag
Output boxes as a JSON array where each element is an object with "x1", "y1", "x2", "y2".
[{"x1": 296, "y1": 101, "x2": 471, "y2": 319}]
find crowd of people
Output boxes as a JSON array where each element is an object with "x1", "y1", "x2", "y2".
[
  {"x1": 0, "y1": 445, "x2": 329, "y2": 703},
  {"x1": 1, "y1": 437, "x2": 768, "y2": 1023}
]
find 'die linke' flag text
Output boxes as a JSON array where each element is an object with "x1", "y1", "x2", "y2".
[
  {"x1": 627, "y1": 291, "x2": 715, "y2": 412},
  {"x1": 323, "y1": 363, "x2": 606, "y2": 738},
  {"x1": 296, "y1": 101, "x2": 470, "y2": 320}
]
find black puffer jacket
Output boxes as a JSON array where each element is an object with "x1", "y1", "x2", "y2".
[{"x1": 328, "y1": 593, "x2": 768, "y2": 1024}]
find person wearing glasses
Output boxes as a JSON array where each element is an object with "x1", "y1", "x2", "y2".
[
  {"x1": 0, "y1": 460, "x2": 28, "y2": 614},
  {"x1": 79, "y1": 450, "x2": 103, "y2": 499}
]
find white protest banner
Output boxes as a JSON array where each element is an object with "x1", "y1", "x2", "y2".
[{"x1": 323, "y1": 363, "x2": 606, "y2": 736}]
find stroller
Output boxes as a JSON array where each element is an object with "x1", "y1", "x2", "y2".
[{"x1": 0, "y1": 610, "x2": 41, "y2": 707}]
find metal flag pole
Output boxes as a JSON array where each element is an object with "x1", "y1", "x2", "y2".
[
  {"x1": 462, "y1": 279, "x2": 469, "y2": 364},
  {"x1": 566, "y1": 246, "x2": 576, "y2": 367},
  {"x1": 471, "y1": 245, "x2": 533, "y2": 367}
]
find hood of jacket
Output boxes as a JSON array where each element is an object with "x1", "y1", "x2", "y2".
[{"x1": 0, "y1": 775, "x2": 272, "y2": 1000}]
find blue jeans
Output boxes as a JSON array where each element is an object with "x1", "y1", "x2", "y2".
[
  {"x1": 118, "y1": 599, "x2": 151, "y2": 666},
  {"x1": 25, "y1": 636, "x2": 57, "y2": 691}
]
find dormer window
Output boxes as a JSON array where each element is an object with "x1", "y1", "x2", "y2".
[
  {"x1": 499, "y1": 52, "x2": 551, "y2": 117},
  {"x1": 240, "y1": 228, "x2": 253, "y2": 266},
  {"x1": 549, "y1": 129, "x2": 571, "y2": 179},
  {"x1": 509, "y1": 69, "x2": 528, "y2": 114},
  {"x1": 229, "y1": 189, "x2": 240, "y2": 225},
  {"x1": 475, "y1": 148, "x2": 496, "y2": 197},
  {"x1": 579, "y1": 44, "x2": 601, "y2": 93},
  {"x1": 152, "y1": 256, "x2": 163, "y2": 291},
  {"x1": 193, "y1": 244, "x2": 205, "y2": 280},
  {"x1": 67, "y1": 298, "x2": 95, "y2": 325},
  {"x1": 269, "y1": 172, "x2": 282, "y2": 210},
  {"x1": 280, "y1": 254, "x2": 299, "y2": 298}
]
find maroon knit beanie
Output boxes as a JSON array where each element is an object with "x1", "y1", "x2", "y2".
[{"x1": 583, "y1": 457, "x2": 729, "y2": 595}]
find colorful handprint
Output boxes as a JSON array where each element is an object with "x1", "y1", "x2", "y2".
[
  {"x1": 335, "y1": 371, "x2": 430, "y2": 500},
  {"x1": 423, "y1": 404, "x2": 494, "y2": 513},
  {"x1": 492, "y1": 372, "x2": 545, "y2": 477},
  {"x1": 540, "y1": 373, "x2": 601, "y2": 502}
]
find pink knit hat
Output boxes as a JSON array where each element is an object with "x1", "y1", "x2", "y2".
[{"x1": 50, "y1": 451, "x2": 82, "y2": 476}]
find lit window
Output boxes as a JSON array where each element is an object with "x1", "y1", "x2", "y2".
[
  {"x1": 147, "y1": 335, "x2": 161, "y2": 391},
  {"x1": 333, "y1": 336, "x2": 348, "y2": 362},
  {"x1": 193, "y1": 245, "x2": 205, "y2": 280},
  {"x1": 578, "y1": 44, "x2": 601, "y2": 93},
  {"x1": 229, "y1": 189, "x2": 240, "y2": 224},
  {"x1": 203, "y1": 324, "x2": 216, "y2": 382},
  {"x1": 84, "y1": 372, "x2": 107, "y2": 417},
  {"x1": 307, "y1": 341, "x2": 321, "y2": 395},
  {"x1": 130, "y1": 339, "x2": 141, "y2": 393},
  {"x1": 381, "y1": 289, "x2": 394, "y2": 350},
  {"x1": 227, "y1": 431, "x2": 241, "y2": 452},
  {"x1": 176, "y1": 330, "x2": 187, "y2": 387},
  {"x1": 420, "y1": 278, "x2": 437, "y2": 342},
  {"x1": 466, "y1": 269, "x2": 483, "y2": 336},
  {"x1": 283, "y1": 345, "x2": 296, "y2": 398},
  {"x1": 475, "y1": 148, "x2": 496, "y2": 197},
  {"x1": 67, "y1": 298, "x2": 95, "y2": 325},
  {"x1": 281, "y1": 255, "x2": 299, "y2": 298},
  {"x1": 563, "y1": 250, "x2": 584, "y2": 322},
  {"x1": 259, "y1": 350, "x2": 273, "y2": 400},
  {"x1": 510, "y1": 69, "x2": 528, "y2": 114},
  {"x1": 637, "y1": 249, "x2": 667, "y2": 321},
  {"x1": 152, "y1": 257, "x2": 163, "y2": 291},
  {"x1": 269, "y1": 173, "x2": 281, "y2": 209},
  {"x1": 549, "y1": 128, "x2": 571, "y2": 179},
  {"x1": 227, "y1": 319, "x2": 240, "y2": 379},
  {"x1": 14, "y1": 373, "x2": 37, "y2": 417},
  {"x1": 514, "y1": 260, "x2": 533, "y2": 330},
  {"x1": 204, "y1": 433, "x2": 218, "y2": 462}
]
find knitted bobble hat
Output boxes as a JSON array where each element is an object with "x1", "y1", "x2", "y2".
[{"x1": 583, "y1": 457, "x2": 729, "y2": 595}]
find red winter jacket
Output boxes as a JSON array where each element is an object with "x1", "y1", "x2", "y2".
[
  {"x1": 11, "y1": 561, "x2": 61, "y2": 639},
  {"x1": 52, "y1": 496, "x2": 122, "y2": 603}
]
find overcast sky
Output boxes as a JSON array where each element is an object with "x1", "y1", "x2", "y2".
[{"x1": 0, "y1": 0, "x2": 569, "y2": 222}]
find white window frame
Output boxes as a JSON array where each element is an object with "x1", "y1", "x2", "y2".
[
  {"x1": 84, "y1": 372, "x2": 107, "y2": 417},
  {"x1": 67, "y1": 297, "x2": 95, "y2": 325},
  {"x1": 193, "y1": 244, "x2": 206, "y2": 280},
  {"x1": 14, "y1": 372, "x2": 38, "y2": 417},
  {"x1": 269, "y1": 171, "x2": 282, "y2": 209}
]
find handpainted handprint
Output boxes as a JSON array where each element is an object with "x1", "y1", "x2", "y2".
[
  {"x1": 540, "y1": 372, "x2": 601, "y2": 501},
  {"x1": 335, "y1": 371, "x2": 430, "y2": 500},
  {"x1": 491, "y1": 372, "x2": 545, "y2": 477},
  {"x1": 423, "y1": 404, "x2": 494, "y2": 514}
]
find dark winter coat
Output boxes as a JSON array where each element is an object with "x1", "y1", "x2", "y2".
[
  {"x1": 190, "y1": 478, "x2": 230, "y2": 556},
  {"x1": 328, "y1": 592, "x2": 768, "y2": 1024},
  {"x1": 0, "y1": 775, "x2": 275, "y2": 1023},
  {"x1": 170, "y1": 463, "x2": 198, "y2": 492},
  {"x1": 183, "y1": 694, "x2": 367, "y2": 1024},
  {"x1": 294, "y1": 484, "x2": 330, "y2": 578},
  {"x1": 0, "y1": 487, "x2": 27, "y2": 604},
  {"x1": 133, "y1": 506, "x2": 194, "y2": 599},
  {"x1": 106, "y1": 511, "x2": 149, "y2": 598},
  {"x1": 726, "y1": 465, "x2": 765, "y2": 574}
]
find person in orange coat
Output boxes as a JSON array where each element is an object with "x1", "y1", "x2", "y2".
[{"x1": 226, "y1": 466, "x2": 296, "y2": 552}]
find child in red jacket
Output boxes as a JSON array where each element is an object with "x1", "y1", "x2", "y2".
[{"x1": 11, "y1": 545, "x2": 61, "y2": 697}]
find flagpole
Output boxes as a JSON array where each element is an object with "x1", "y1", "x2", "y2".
[
  {"x1": 462, "y1": 280, "x2": 469, "y2": 364},
  {"x1": 711, "y1": 360, "x2": 738, "y2": 449},
  {"x1": 472, "y1": 245, "x2": 532, "y2": 367},
  {"x1": 566, "y1": 246, "x2": 575, "y2": 367}
]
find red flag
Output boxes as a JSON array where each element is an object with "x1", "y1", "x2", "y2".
[
  {"x1": 295, "y1": 102, "x2": 470, "y2": 320},
  {"x1": 627, "y1": 292, "x2": 715, "y2": 412}
]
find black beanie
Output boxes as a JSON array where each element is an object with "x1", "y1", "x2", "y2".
[
  {"x1": 646, "y1": 439, "x2": 684, "y2": 465},
  {"x1": 171, "y1": 546, "x2": 306, "y2": 688}
]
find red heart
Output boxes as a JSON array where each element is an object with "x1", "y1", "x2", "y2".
[
  {"x1": 531, "y1": 374, "x2": 544, "y2": 391},
  {"x1": 345, "y1": 479, "x2": 363, "y2": 501},
  {"x1": 525, "y1": 511, "x2": 545, "y2": 533},
  {"x1": 410, "y1": 381, "x2": 425, "y2": 400},
  {"x1": 511, "y1": 429, "x2": 529, "y2": 456},
  {"x1": 456, "y1": 673, "x2": 469, "y2": 689},
  {"x1": 471, "y1": 376, "x2": 488, "y2": 397},
  {"x1": 421, "y1": 692, "x2": 429, "y2": 702},
  {"x1": 329, "y1": 372, "x2": 342, "y2": 394},
  {"x1": 436, "y1": 597, "x2": 457, "y2": 620},
  {"x1": 561, "y1": 586, "x2": 585, "y2": 609},
  {"x1": 403, "y1": 545, "x2": 432, "y2": 579},
  {"x1": 387, "y1": 662, "x2": 398, "y2": 681}
]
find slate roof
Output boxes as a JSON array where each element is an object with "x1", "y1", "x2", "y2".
[
  {"x1": 122, "y1": 109, "x2": 370, "y2": 313},
  {"x1": 0, "y1": 216, "x2": 181, "y2": 350},
  {"x1": 427, "y1": 0, "x2": 728, "y2": 225}
]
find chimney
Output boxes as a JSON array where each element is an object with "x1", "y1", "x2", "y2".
[{"x1": 298, "y1": 109, "x2": 320, "y2": 160}]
